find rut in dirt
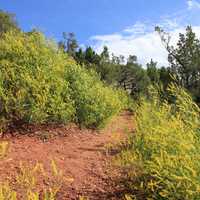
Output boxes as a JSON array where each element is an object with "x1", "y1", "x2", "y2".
[{"x1": 0, "y1": 111, "x2": 134, "y2": 200}]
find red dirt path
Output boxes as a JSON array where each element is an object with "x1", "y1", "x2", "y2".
[{"x1": 0, "y1": 112, "x2": 134, "y2": 200}]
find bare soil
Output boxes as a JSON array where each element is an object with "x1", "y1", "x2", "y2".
[{"x1": 0, "y1": 111, "x2": 134, "y2": 200}]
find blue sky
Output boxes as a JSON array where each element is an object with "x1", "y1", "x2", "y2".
[{"x1": 1, "y1": 0, "x2": 200, "y2": 66}]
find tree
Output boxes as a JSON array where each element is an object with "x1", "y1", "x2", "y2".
[
  {"x1": 111, "y1": 53, "x2": 120, "y2": 64},
  {"x1": 127, "y1": 55, "x2": 137, "y2": 65},
  {"x1": 118, "y1": 56, "x2": 150, "y2": 99},
  {"x1": 75, "y1": 48, "x2": 85, "y2": 65},
  {"x1": 100, "y1": 46, "x2": 110, "y2": 63},
  {"x1": 66, "y1": 32, "x2": 78, "y2": 56},
  {"x1": 156, "y1": 26, "x2": 200, "y2": 102},
  {"x1": 0, "y1": 10, "x2": 19, "y2": 35},
  {"x1": 58, "y1": 32, "x2": 78, "y2": 57},
  {"x1": 146, "y1": 59, "x2": 160, "y2": 84},
  {"x1": 84, "y1": 46, "x2": 100, "y2": 65},
  {"x1": 158, "y1": 67, "x2": 172, "y2": 89}
]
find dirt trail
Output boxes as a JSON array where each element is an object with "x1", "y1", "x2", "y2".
[{"x1": 0, "y1": 112, "x2": 134, "y2": 200}]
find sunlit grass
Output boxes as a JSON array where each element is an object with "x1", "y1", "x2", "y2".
[
  {"x1": 117, "y1": 84, "x2": 200, "y2": 199},
  {"x1": 0, "y1": 159, "x2": 70, "y2": 200},
  {"x1": 0, "y1": 142, "x2": 9, "y2": 159},
  {"x1": 0, "y1": 183, "x2": 17, "y2": 200}
]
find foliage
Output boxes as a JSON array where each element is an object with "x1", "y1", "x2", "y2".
[
  {"x1": 117, "y1": 84, "x2": 200, "y2": 199},
  {"x1": 0, "y1": 160, "x2": 68, "y2": 200},
  {"x1": 119, "y1": 63, "x2": 150, "y2": 100},
  {"x1": 65, "y1": 64, "x2": 126, "y2": 128},
  {"x1": 0, "y1": 30, "x2": 124, "y2": 131},
  {"x1": 58, "y1": 32, "x2": 78, "y2": 57},
  {"x1": 59, "y1": 31, "x2": 175, "y2": 100},
  {"x1": 0, "y1": 10, "x2": 19, "y2": 36},
  {"x1": 75, "y1": 44, "x2": 153, "y2": 99},
  {"x1": 0, "y1": 31, "x2": 75, "y2": 130},
  {"x1": 156, "y1": 26, "x2": 200, "y2": 103},
  {"x1": 146, "y1": 59, "x2": 160, "y2": 85}
]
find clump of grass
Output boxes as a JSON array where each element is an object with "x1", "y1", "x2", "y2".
[
  {"x1": 117, "y1": 84, "x2": 200, "y2": 199},
  {"x1": 1, "y1": 160, "x2": 69, "y2": 200},
  {"x1": 0, "y1": 183, "x2": 17, "y2": 200},
  {"x1": 79, "y1": 196, "x2": 89, "y2": 200},
  {"x1": 16, "y1": 162, "x2": 42, "y2": 190},
  {"x1": 0, "y1": 142, "x2": 9, "y2": 159},
  {"x1": 124, "y1": 194, "x2": 137, "y2": 200}
]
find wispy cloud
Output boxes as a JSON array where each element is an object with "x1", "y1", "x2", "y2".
[
  {"x1": 90, "y1": 1, "x2": 200, "y2": 67},
  {"x1": 123, "y1": 21, "x2": 151, "y2": 35},
  {"x1": 187, "y1": 0, "x2": 200, "y2": 10},
  {"x1": 91, "y1": 34, "x2": 122, "y2": 42}
]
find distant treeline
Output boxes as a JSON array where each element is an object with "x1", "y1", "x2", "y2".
[{"x1": 58, "y1": 27, "x2": 200, "y2": 103}]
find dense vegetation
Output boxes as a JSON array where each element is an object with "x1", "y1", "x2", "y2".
[
  {"x1": 118, "y1": 85, "x2": 200, "y2": 199},
  {"x1": 2, "y1": 10, "x2": 200, "y2": 104},
  {"x1": 0, "y1": 11, "x2": 127, "y2": 131},
  {"x1": 60, "y1": 26, "x2": 200, "y2": 105},
  {"x1": 156, "y1": 26, "x2": 200, "y2": 103},
  {"x1": 60, "y1": 35, "x2": 172, "y2": 100}
]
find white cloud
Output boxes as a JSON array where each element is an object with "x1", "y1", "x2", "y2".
[
  {"x1": 187, "y1": 0, "x2": 193, "y2": 9},
  {"x1": 93, "y1": 31, "x2": 168, "y2": 66},
  {"x1": 91, "y1": 34, "x2": 122, "y2": 42},
  {"x1": 91, "y1": 23, "x2": 187, "y2": 67},
  {"x1": 124, "y1": 21, "x2": 150, "y2": 35},
  {"x1": 90, "y1": 1, "x2": 200, "y2": 67},
  {"x1": 187, "y1": 0, "x2": 200, "y2": 10}
]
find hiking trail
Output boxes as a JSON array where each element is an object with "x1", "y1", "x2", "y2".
[{"x1": 0, "y1": 111, "x2": 134, "y2": 200}]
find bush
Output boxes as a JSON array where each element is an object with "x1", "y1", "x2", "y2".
[
  {"x1": 117, "y1": 84, "x2": 200, "y2": 200},
  {"x1": 0, "y1": 31, "x2": 75, "y2": 129},
  {"x1": 65, "y1": 65, "x2": 126, "y2": 128},
  {"x1": 0, "y1": 31, "x2": 125, "y2": 130}
]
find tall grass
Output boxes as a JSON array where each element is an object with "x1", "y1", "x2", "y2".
[
  {"x1": 0, "y1": 142, "x2": 9, "y2": 159},
  {"x1": 117, "y1": 84, "x2": 200, "y2": 199},
  {"x1": 0, "y1": 160, "x2": 68, "y2": 200}
]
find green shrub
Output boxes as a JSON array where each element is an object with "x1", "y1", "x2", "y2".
[
  {"x1": 0, "y1": 31, "x2": 75, "y2": 128},
  {"x1": 65, "y1": 65, "x2": 125, "y2": 128},
  {"x1": 0, "y1": 31, "x2": 125, "y2": 130},
  {"x1": 117, "y1": 84, "x2": 200, "y2": 200}
]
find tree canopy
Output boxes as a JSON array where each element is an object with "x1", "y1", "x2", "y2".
[{"x1": 0, "y1": 10, "x2": 19, "y2": 35}]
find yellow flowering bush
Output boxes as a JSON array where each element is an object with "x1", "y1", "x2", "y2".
[
  {"x1": 0, "y1": 31, "x2": 75, "y2": 128},
  {"x1": 118, "y1": 84, "x2": 200, "y2": 199},
  {"x1": 0, "y1": 31, "x2": 126, "y2": 130},
  {"x1": 65, "y1": 65, "x2": 126, "y2": 128}
]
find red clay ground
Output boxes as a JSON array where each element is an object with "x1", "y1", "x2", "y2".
[{"x1": 0, "y1": 112, "x2": 134, "y2": 200}]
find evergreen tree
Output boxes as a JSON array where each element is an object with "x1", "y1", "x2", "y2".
[{"x1": 146, "y1": 59, "x2": 160, "y2": 84}]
